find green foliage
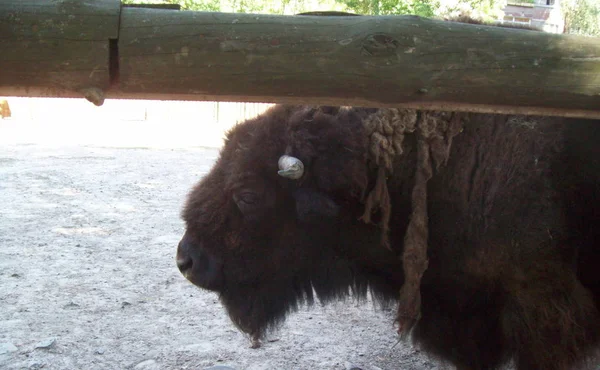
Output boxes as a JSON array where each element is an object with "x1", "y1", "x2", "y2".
[
  {"x1": 338, "y1": 0, "x2": 438, "y2": 16},
  {"x1": 562, "y1": 0, "x2": 600, "y2": 36},
  {"x1": 122, "y1": 0, "x2": 345, "y2": 14},
  {"x1": 506, "y1": 0, "x2": 534, "y2": 4},
  {"x1": 122, "y1": 0, "x2": 219, "y2": 11},
  {"x1": 336, "y1": 0, "x2": 506, "y2": 21},
  {"x1": 380, "y1": 0, "x2": 439, "y2": 17}
]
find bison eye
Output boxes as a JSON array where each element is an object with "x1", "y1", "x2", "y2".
[{"x1": 233, "y1": 192, "x2": 262, "y2": 213}]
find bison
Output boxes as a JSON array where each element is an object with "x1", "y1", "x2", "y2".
[{"x1": 176, "y1": 104, "x2": 600, "y2": 370}]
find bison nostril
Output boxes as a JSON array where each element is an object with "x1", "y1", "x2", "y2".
[
  {"x1": 177, "y1": 236, "x2": 223, "y2": 290},
  {"x1": 176, "y1": 256, "x2": 193, "y2": 275}
]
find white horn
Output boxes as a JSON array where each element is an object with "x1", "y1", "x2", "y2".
[{"x1": 278, "y1": 155, "x2": 304, "y2": 180}]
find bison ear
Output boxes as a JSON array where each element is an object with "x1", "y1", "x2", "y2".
[{"x1": 293, "y1": 188, "x2": 340, "y2": 224}]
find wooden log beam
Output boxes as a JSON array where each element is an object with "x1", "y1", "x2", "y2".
[
  {"x1": 117, "y1": 11, "x2": 600, "y2": 117},
  {"x1": 0, "y1": 0, "x2": 121, "y2": 106},
  {"x1": 1, "y1": 1, "x2": 600, "y2": 118}
]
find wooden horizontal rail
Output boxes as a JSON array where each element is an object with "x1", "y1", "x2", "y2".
[{"x1": 1, "y1": 0, "x2": 600, "y2": 119}]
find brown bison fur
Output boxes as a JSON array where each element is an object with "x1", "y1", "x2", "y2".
[{"x1": 178, "y1": 105, "x2": 600, "y2": 370}]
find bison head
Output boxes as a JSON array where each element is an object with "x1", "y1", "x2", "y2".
[{"x1": 177, "y1": 105, "x2": 405, "y2": 340}]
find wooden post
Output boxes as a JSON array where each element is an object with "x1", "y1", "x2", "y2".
[
  {"x1": 1, "y1": 2, "x2": 600, "y2": 118},
  {"x1": 0, "y1": 0, "x2": 121, "y2": 106}
]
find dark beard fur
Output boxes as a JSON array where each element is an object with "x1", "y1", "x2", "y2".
[{"x1": 219, "y1": 248, "x2": 399, "y2": 339}]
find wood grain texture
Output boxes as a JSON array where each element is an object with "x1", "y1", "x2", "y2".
[
  {"x1": 1, "y1": 4, "x2": 599, "y2": 118},
  {"x1": 117, "y1": 11, "x2": 600, "y2": 115},
  {"x1": 0, "y1": 0, "x2": 120, "y2": 103}
]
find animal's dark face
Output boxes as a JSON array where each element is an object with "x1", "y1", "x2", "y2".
[{"x1": 177, "y1": 106, "x2": 402, "y2": 338}]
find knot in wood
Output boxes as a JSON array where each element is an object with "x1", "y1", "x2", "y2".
[
  {"x1": 82, "y1": 87, "x2": 105, "y2": 107},
  {"x1": 362, "y1": 33, "x2": 401, "y2": 57}
]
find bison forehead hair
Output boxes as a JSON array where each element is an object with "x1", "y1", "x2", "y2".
[{"x1": 177, "y1": 104, "x2": 600, "y2": 370}]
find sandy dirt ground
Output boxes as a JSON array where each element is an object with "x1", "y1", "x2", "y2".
[{"x1": 0, "y1": 118, "x2": 444, "y2": 370}]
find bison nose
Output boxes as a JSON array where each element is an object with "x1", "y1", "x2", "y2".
[
  {"x1": 176, "y1": 238, "x2": 195, "y2": 276},
  {"x1": 176, "y1": 235, "x2": 223, "y2": 291},
  {"x1": 176, "y1": 254, "x2": 193, "y2": 275}
]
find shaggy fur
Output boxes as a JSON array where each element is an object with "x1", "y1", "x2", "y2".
[{"x1": 178, "y1": 105, "x2": 600, "y2": 370}]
